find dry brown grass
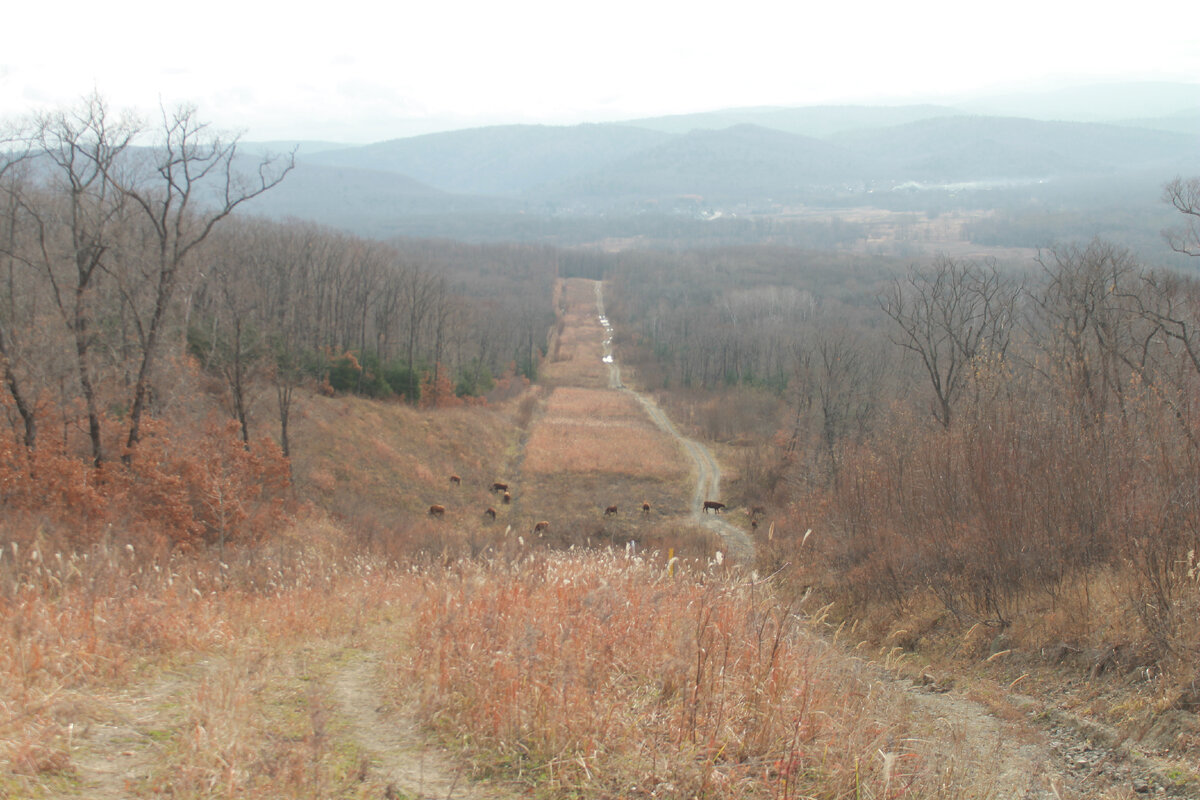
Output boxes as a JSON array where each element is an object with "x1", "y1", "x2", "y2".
[
  {"x1": 398, "y1": 550, "x2": 1005, "y2": 799},
  {"x1": 522, "y1": 422, "x2": 687, "y2": 480},
  {"x1": 515, "y1": 280, "x2": 695, "y2": 546},
  {"x1": 517, "y1": 386, "x2": 690, "y2": 536},
  {"x1": 0, "y1": 514, "x2": 417, "y2": 798},
  {"x1": 542, "y1": 387, "x2": 650, "y2": 425},
  {"x1": 539, "y1": 278, "x2": 610, "y2": 388},
  {"x1": 539, "y1": 350, "x2": 609, "y2": 388},
  {"x1": 290, "y1": 392, "x2": 521, "y2": 536}
]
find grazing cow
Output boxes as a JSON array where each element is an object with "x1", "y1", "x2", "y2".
[
  {"x1": 751, "y1": 518, "x2": 759, "y2": 530},
  {"x1": 702, "y1": 500, "x2": 726, "y2": 513},
  {"x1": 428, "y1": 504, "x2": 446, "y2": 517},
  {"x1": 491, "y1": 482, "x2": 508, "y2": 493},
  {"x1": 604, "y1": 504, "x2": 619, "y2": 517},
  {"x1": 533, "y1": 520, "x2": 549, "y2": 534},
  {"x1": 484, "y1": 507, "x2": 497, "y2": 521},
  {"x1": 750, "y1": 505, "x2": 765, "y2": 518},
  {"x1": 502, "y1": 491, "x2": 512, "y2": 505},
  {"x1": 449, "y1": 474, "x2": 461, "y2": 486},
  {"x1": 642, "y1": 501, "x2": 651, "y2": 516}
]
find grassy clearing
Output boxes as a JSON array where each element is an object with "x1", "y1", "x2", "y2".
[
  {"x1": 522, "y1": 421, "x2": 687, "y2": 480},
  {"x1": 541, "y1": 387, "x2": 653, "y2": 426},
  {"x1": 515, "y1": 280, "x2": 695, "y2": 536},
  {"x1": 541, "y1": 279, "x2": 610, "y2": 388},
  {"x1": 285, "y1": 392, "x2": 525, "y2": 563}
]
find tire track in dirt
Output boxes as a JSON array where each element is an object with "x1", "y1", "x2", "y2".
[
  {"x1": 594, "y1": 281, "x2": 754, "y2": 562},
  {"x1": 67, "y1": 657, "x2": 222, "y2": 799},
  {"x1": 332, "y1": 648, "x2": 514, "y2": 800}
]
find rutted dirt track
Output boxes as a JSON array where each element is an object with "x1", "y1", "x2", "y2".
[
  {"x1": 333, "y1": 648, "x2": 513, "y2": 800},
  {"x1": 594, "y1": 281, "x2": 753, "y2": 561}
]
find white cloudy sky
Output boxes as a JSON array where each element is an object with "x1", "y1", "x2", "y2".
[{"x1": 2, "y1": 0, "x2": 1196, "y2": 143}]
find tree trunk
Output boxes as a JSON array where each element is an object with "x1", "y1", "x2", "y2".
[{"x1": 0, "y1": 324, "x2": 36, "y2": 449}]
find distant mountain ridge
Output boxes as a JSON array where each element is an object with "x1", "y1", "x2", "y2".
[
  {"x1": 306, "y1": 124, "x2": 672, "y2": 197},
  {"x1": 241, "y1": 82, "x2": 1199, "y2": 238},
  {"x1": 614, "y1": 104, "x2": 961, "y2": 137}
]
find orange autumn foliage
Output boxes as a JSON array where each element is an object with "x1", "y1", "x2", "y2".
[
  {"x1": 419, "y1": 364, "x2": 463, "y2": 409},
  {"x1": 0, "y1": 410, "x2": 291, "y2": 552},
  {"x1": 121, "y1": 417, "x2": 292, "y2": 550}
]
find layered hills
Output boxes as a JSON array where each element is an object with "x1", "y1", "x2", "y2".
[{"x1": 242, "y1": 81, "x2": 1199, "y2": 244}]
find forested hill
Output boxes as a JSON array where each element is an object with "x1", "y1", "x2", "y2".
[{"x1": 241, "y1": 84, "x2": 1199, "y2": 243}]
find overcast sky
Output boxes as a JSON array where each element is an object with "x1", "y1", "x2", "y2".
[{"x1": 3, "y1": 0, "x2": 1197, "y2": 143}]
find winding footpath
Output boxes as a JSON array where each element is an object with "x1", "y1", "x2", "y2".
[{"x1": 594, "y1": 282, "x2": 754, "y2": 561}]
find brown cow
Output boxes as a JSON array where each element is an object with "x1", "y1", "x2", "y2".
[
  {"x1": 502, "y1": 491, "x2": 512, "y2": 505},
  {"x1": 449, "y1": 474, "x2": 461, "y2": 486},
  {"x1": 641, "y1": 501, "x2": 651, "y2": 516},
  {"x1": 428, "y1": 504, "x2": 446, "y2": 517},
  {"x1": 491, "y1": 482, "x2": 508, "y2": 493},
  {"x1": 484, "y1": 507, "x2": 497, "y2": 521},
  {"x1": 533, "y1": 520, "x2": 549, "y2": 534},
  {"x1": 702, "y1": 501, "x2": 726, "y2": 513},
  {"x1": 604, "y1": 504, "x2": 618, "y2": 517},
  {"x1": 750, "y1": 505, "x2": 766, "y2": 518}
]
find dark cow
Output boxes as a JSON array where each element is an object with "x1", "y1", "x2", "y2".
[
  {"x1": 750, "y1": 505, "x2": 766, "y2": 518},
  {"x1": 484, "y1": 507, "x2": 497, "y2": 521},
  {"x1": 533, "y1": 520, "x2": 549, "y2": 534},
  {"x1": 502, "y1": 491, "x2": 512, "y2": 505},
  {"x1": 449, "y1": 474, "x2": 461, "y2": 486},
  {"x1": 604, "y1": 504, "x2": 619, "y2": 517},
  {"x1": 428, "y1": 504, "x2": 446, "y2": 517},
  {"x1": 702, "y1": 500, "x2": 726, "y2": 513},
  {"x1": 491, "y1": 482, "x2": 509, "y2": 493},
  {"x1": 642, "y1": 501, "x2": 651, "y2": 516}
]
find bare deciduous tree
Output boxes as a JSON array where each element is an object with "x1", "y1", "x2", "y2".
[
  {"x1": 881, "y1": 255, "x2": 1019, "y2": 428},
  {"x1": 0, "y1": 133, "x2": 38, "y2": 448},
  {"x1": 114, "y1": 104, "x2": 294, "y2": 461},
  {"x1": 18, "y1": 96, "x2": 138, "y2": 464},
  {"x1": 1164, "y1": 176, "x2": 1200, "y2": 257},
  {"x1": 1027, "y1": 241, "x2": 1143, "y2": 423}
]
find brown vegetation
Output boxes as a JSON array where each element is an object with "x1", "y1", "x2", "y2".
[
  {"x1": 402, "y1": 551, "x2": 1035, "y2": 799},
  {"x1": 3, "y1": 95, "x2": 1196, "y2": 794},
  {"x1": 522, "y1": 420, "x2": 687, "y2": 479},
  {"x1": 609, "y1": 224, "x2": 1200, "y2": 767}
]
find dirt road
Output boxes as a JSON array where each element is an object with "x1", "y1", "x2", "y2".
[{"x1": 595, "y1": 281, "x2": 753, "y2": 561}]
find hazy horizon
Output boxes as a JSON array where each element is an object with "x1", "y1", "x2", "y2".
[
  {"x1": 4, "y1": 0, "x2": 1197, "y2": 143},
  {"x1": 239, "y1": 79, "x2": 1200, "y2": 146}
]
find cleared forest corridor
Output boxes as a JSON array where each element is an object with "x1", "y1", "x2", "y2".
[{"x1": 594, "y1": 280, "x2": 754, "y2": 561}]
